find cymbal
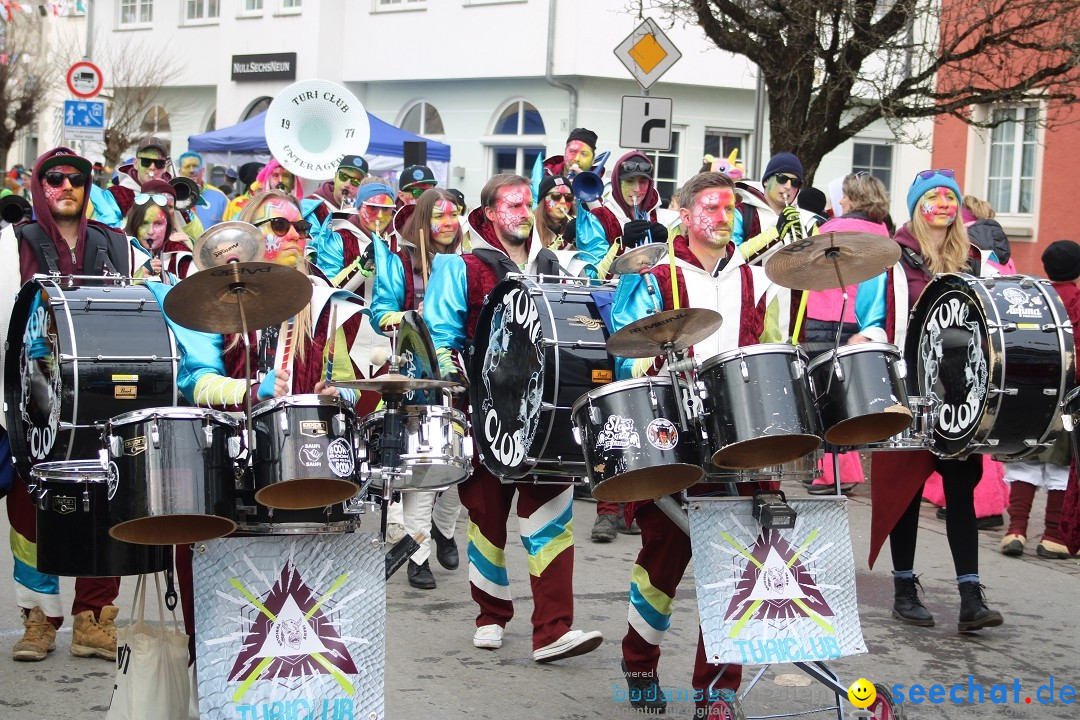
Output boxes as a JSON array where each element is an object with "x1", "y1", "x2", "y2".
[
  {"x1": 764, "y1": 231, "x2": 901, "y2": 291},
  {"x1": 192, "y1": 221, "x2": 265, "y2": 270},
  {"x1": 163, "y1": 262, "x2": 313, "y2": 333},
  {"x1": 606, "y1": 308, "x2": 723, "y2": 358},
  {"x1": 331, "y1": 374, "x2": 461, "y2": 394},
  {"x1": 610, "y1": 243, "x2": 668, "y2": 275}
]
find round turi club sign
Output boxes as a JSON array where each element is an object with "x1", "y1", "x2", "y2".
[{"x1": 66, "y1": 61, "x2": 104, "y2": 99}]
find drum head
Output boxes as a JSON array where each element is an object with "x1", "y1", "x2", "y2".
[
  {"x1": 110, "y1": 515, "x2": 237, "y2": 546},
  {"x1": 824, "y1": 409, "x2": 913, "y2": 447},
  {"x1": 592, "y1": 463, "x2": 703, "y2": 503},
  {"x1": 255, "y1": 478, "x2": 359, "y2": 511},
  {"x1": 397, "y1": 310, "x2": 441, "y2": 405},
  {"x1": 905, "y1": 274, "x2": 992, "y2": 456},
  {"x1": 711, "y1": 435, "x2": 821, "y2": 470},
  {"x1": 469, "y1": 279, "x2": 549, "y2": 478}
]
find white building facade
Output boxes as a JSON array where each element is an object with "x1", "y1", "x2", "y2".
[{"x1": 33, "y1": 0, "x2": 929, "y2": 217}]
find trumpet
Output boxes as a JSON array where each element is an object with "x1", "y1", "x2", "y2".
[{"x1": 169, "y1": 177, "x2": 202, "y2": 212}]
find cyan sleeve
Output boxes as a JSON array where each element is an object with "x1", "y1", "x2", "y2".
[
  {"x1": 610, "y1": 272, "x2": 662, "y2": 380},
  {"x1": 425, "y1": 254, "x2": 469, "y2": 354},
  {"x1": 855, "y1": 272, "x2": 888, "y2": 338},
  {"x1": 575, "y1": 204, "x2": 611, "y2": 265},
  {"x1": 731, "y1": 206, "x2": 745, "y2": 246},
  {"x1": 145, "y1": 282, "x2": 227, "y2": 403},
  {"x1": 371, "y1": 236, "x2": 406, "y2": 335},
  {"x1": 314, "y1": 225, "x2": 345, "y2": 283}
]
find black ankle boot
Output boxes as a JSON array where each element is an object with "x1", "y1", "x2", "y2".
[
  {"x1": 957, "y1": 582, "x2": 1003, "y2": 632},
  {"x1": 622, "y1": 659, "x2": 667, "y2": 713},
  {"x1": 892, "y1": 575, "x2": 935, "y2": 626}
]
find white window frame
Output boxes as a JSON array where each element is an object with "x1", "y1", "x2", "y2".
[
  {"x1": 277, "y1": 0, "x2": 301, "y2": 14},
  {"x1": 703, "y1": 127, "x2": 751, "y2": 176},
  {"x1": 482, "y1": 99, "x2": 546, "y2": 178},
  {"x1": 851, "y1": 139, "x2": 895, "y2": 197},
  {"x1": 464, "y1": 0, "x2": 527, "y2": 6},
  {"x1": 986, "y1": 106, "x2": 1039, "y2": 216},
  {"x1": 118, "y1": 0, "x2": 153, "y2": 28},
  {"x1": 183, "y1": 0, "x2": 220, "y2": 25},
  {"x1": 238, "y1": 0, "x2": 264, "y2": 17},
  {"x1": 398, "y1": 100, "x2": 445, "y2": 138},
  {"x1": 373, "y1": 0, "x2": 426, "y2": 12}
]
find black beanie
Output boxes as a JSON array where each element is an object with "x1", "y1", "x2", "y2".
[
  {"x1": 1042, "y1": 240, "x2": 1080, "y2": 282},
  {"x1": 762, "y1": 152, "x2": 803, "y2": 182},
  {"x1": 565, "y1": 128, "x2": 598, "y2": 151},
  {"x1": 538, "y1": 175, "x2": 570, "y2": 199}
]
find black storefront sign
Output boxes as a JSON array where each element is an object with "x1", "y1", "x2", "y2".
[{"x1": 231, "y1": 53, "x2": 297, "y2": 82}]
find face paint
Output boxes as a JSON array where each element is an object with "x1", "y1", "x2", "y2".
[
  {"x1": 490, "y1": 185, "x2": 534, "y2": 245},
  {"x1": 42, "y1": 164, "x2": 85, "y2": 220},
  {"x1": 429, "y1": 200, "x2": 460, "y2": 248},
  {"x1": 259, "y1": 198, "x2": 307, "y2": 266},
  {"x1": 564, "y1": 140, "x2": 594, "y2": 175},
  {"x1": 137, "y1": 205, "x2": 168, "y2": 250},
  {"x1": 359, "y1": 195, "x2": 394, "y2": 235},
  {"x1": 620, "y1": 177, "x2": 650, "y2": 207},
  {"x1": 765, "y1": 173, "x2": 798, "y2": 208},
  {"x1": 179, "y1": 157, "x2": 201, "y2": 179},
  {"x1": 334, "y1": 169, "x2": 363, "y2": 205},
  {"x1": 269, "y1": 167, "x2": 294, "y2": 193},
  {"x1": 684, "y1": 188, "x2": 736, "y2": 249},
  {"x1": 919, "y1": 187, "x2": 958, "y2": 227},
  {"x1": 136, "y1": 151, "x2": 166, "y2": 184},
  {"x1": 543, "y1": 188, "x2": 574, "y2": 221}
]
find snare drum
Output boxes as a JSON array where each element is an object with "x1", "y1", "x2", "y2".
[
  {"x1": 571, "y1": 376, "x2": 704, "y2": 502},
  {"x1": 106, "y1": 407, "x2": 240, "y2": 545},
  {"x1": 358, "y1": 404, "x2": 471, "y2": 491},
  {"x1": 698, "y1": 344, "x2": 822, "y2": 469},
  {"x1": 906, "y1": 273, "x2": 1074, "y2": 459},
  {"x1": 861, "y1": 396, "x2": 936, "y2": 451},
  {"x1": 251, "y1": 395, "x2": 360, "y2": 510},
  {"x1": 807, "y1": 343, "x2": 912, "y2": 447},
  {"x1": 470, "y1": 277, "x2": 614, "y2": 479},
  {"x1": 4, "y1": 278, "x2": 179, "y2": 481},
  {"x1": 30, "y1": 460, "x2": 170, "y2": 576},
  {"x1": 233, "y1": 476, "x2": 362, "y2": 535}
]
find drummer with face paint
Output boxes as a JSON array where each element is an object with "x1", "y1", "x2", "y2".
[
  {"x1": 860, "y1": 169, "x2": 1005, "y2": 634},
  {"x1": 370, "y1": 187, "x2": 466, "y2": 591},
  {"x1": 608, "y1": 171, "x2": 779, "y2": 717}
]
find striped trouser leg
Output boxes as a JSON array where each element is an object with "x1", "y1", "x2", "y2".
[
  {"x1": 516, "y1": 484, "x2": 575, "y2": 650},
  {"x1": 458, "y1": 468, "x2": 515, "y2": 628},
  {"x1": 7, "y1": 477, "x2": 63, "y2": 622}
]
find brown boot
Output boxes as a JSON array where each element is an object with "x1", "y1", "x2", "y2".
[
  {"x1": 13, "y1": 607, "x2": 56, "y2": 662},
  {"x1": 71, "y1": 605, "x2": 118, "y2": 661}
]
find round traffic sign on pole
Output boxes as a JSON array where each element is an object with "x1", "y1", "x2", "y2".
[{"x1": 66, "y1": 61, "x2": 105, "y2": 99}]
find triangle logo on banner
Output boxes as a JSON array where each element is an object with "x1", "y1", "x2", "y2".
[
  {"x1": 724, "y1": 527, "x2": 834, "y2": 622},
  {"x1": 229, "y1": 562, "x2": 358, "y2": 687}
]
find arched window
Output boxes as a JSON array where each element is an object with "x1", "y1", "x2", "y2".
[
  {"x1": 242, "y1": 96, "x2": 272, "y2": 121},
  {"x1": 487, "y1": 99, "x2": 545, "y2": 177},
  {"x1": 399, "y1": 101, "x2": 444, "y2": 136},
  {"x1": 140, "y1": 105, "x2": 170, "y2": 134}
]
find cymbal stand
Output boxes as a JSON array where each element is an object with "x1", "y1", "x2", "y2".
[
  {"x1": 663, "y1": 342, "x2": 692, "y2": 433},
  {"x1": 228, "y1": 266, "x2": 256, "y2": 457},
  {"x1": 824, "y1": 244, "x2": 849, "y2": 399}
]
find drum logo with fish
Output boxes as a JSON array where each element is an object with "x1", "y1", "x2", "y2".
[
  {"x1": 19, "y1": 299, "x2": 61, "y2": 461},
  {"x1": 478, "y1": 287, "x2": 544, "y2": 469},
  {"x1": 917, "y1": 290, "x2": 988, "y2": 441}
]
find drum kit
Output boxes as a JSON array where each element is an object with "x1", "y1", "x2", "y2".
[{"x1": 6, "y1": 224, "x2": 473, "y2": 579}]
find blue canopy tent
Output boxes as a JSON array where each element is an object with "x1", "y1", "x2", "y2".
[{"x1": 187, "y1": 111, "x2": 451, "y2": 183}]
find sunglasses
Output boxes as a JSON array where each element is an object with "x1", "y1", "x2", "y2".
[
  {"x1": 771, "y1": 173, "x2": 803, "y2": 188},
  {"x1": 620, "y1": 161, "x2": 654, "y2": 175},
  {"x1": 138, "y1": 157, "x2": 168, "y2": 170},
  {"x1": 545, "y1": 192, "x2": 573, "y2": 204},
  {"x1": 134, "y1": 193, "x2": 171, "y2": 207},
  {"x1": 42, "y1": 171, "x2": 87, "y2": 188},
  {"x1": 913, "y1": 168, "x2": 956, "y2": 183},
  {"x1": 403, "y1": 186, "x2": 430, "y2": 199},
  {"x1": 336, "y1": 171, "x2": 363, "y2": 187},
  {"x1": 255, "y1": 217, "x2": 312, "y2": 237}
]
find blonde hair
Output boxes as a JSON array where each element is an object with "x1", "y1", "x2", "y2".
[
  {"x1": 842, "y1": 174, "x2": 890, "y2": 222},
  {"x1": 962, "y1": 195, "x2": 996, "y2": 220},
  {"x1": 909, "y1": 210, "x2": 971, "y2": 274},
  {"x1": 235, "y1": 190, "x2": 313, "y2": 362}
]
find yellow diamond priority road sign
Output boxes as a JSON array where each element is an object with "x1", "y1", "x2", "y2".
[{"x1": 614, "y1": 18, "x2": 682, "y2": 90}]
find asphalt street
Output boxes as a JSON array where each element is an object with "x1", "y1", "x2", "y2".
[{"x1": 1, "y1": 477, "x2": 1078, "y2": 720}]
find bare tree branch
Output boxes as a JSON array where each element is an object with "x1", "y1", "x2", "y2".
[{"x1": 0, "y1": 13, "x2": 64, "y2": 169}]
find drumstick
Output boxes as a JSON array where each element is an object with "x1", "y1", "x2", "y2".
[
  {"x1": 279, "y1": 317, "x2": 295, "y2": 395},
  {"x1": 418, "y1": 227, "x2": 430, "y2": 287},
  {"x1": 325, "y1": 303, "x2": 338, "y2": 386}
]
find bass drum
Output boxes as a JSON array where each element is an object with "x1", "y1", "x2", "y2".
[
  {"x1": 4, "y1": 278, "x2": 178, "y2": 480},
  {"x1": 470, "y1": 277, "x2": 614, "y2": 479},
  {"x1": 906, "y1": 273, "x2": 1074, "y2": 459}
]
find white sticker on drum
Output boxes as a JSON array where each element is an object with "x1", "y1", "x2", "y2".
[
  {"x1": 299, "y1": 443, "x2": 324, "y2": 467},
  {"x1": 1002, "y1": 287, "x2": 1042, "y2": 318},
  {"x1": 597, "y1": 415, "x2": 640, "y2": 452},
  {"x1": 647, "y1": 418, "x2": 678, "y2": 450},
  {"x1": 107, "y1": 462, "x2": 119, "y2": 501},
  {"x1": 327, "y1": 438, "x2": 355, "y2": 478}
]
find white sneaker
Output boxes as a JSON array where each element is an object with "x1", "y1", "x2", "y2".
[
  {"x1": 532, "y1": 629, "x2": 603, "y2": 663},
  {"x1": 473, "y1": 624, "x2": 503, "y2": 649}
]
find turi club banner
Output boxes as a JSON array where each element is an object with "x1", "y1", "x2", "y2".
[
  {"x1": 194, "y1": 533, "x2": 385, "y2": 719},
  {"x1": 689, "y1": 498, "x2": 867, "y2": 666}
]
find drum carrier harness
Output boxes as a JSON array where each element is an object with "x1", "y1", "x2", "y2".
[{"x1": 16, "y1": 221, "x2": 131, "y2": 276}]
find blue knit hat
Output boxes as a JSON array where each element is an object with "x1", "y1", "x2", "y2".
[
  {"x1": 906, "y1": 170, "x2": 962, "y2": 218},
  {"x1": 354, "y1": 182, "x2": 395, "y2": 207},
  {"x1": 762, "y1": 152, "x2": 803, "y2": 182}
]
